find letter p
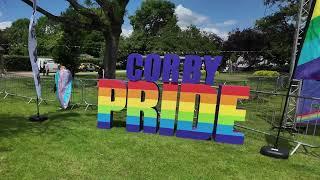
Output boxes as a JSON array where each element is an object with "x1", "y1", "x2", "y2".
[{"x1": 97, "y1": 79, "x2": 127, "y2": 129}]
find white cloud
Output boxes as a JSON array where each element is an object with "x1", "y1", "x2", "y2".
[
  {"x1": 0, "y1": 21, "x2": 12, "y2": 30},
  {"x1": 175, "y1": 4, "x2": 229, "y2": 40},
  {"x1": 216, "y1": 20, "x2": 237, "y2": 27},
  {"x1": 121, "y1": 26, "x2": 133, "y2": 37},
  {"x1": 175, "y1": 4, "x2": 208, "y2": 29},
  {"x1": 202, "y1": 26, "x2": 228, "y2": 40},
  {"x1": 223, "y1": 20, "x2": 237, "y2": 25}
]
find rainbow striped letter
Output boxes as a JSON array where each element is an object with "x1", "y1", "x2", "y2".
[
  {"x1": 127, "y1": 81, "x2": 159, "y2": 133},
  {"x1": 97, "y1": 79, "x2": 127, "y2": 129},
  {"x1": 159, "y1": 83, "x2": 179, "y2": 136},
  {"x1": 176, "y1": 84, "x2": 217, "y2": 140},
  {"x1": 215, "y1": 85, "x2": 250, "y2": 145}
]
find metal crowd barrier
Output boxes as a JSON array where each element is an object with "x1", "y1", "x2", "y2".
[
  {"x1": 0, "y1": 74, "x2": 318, "y2": 156},
  {"x1": 81, "y1": 78, "x2": 98, "y2": 110},
  {"x1": 235, "y1": 90, "x2": 320, "y2": 155},
  {"x1": 0, "y1": 74, "x2": 5, "y2": 96},
  {"x1": 0, "y1": 74, "x2": 288, "y2": 104}
]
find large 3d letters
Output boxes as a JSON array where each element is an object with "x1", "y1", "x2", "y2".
[
  {"x1": 176, "y1": 84, "x2": 217, "y2": 140},
  {"x1": 97, "y1": 80, "x2": 127, "y2": 129},
  {"x1": 126, "y1": 81, "x2": 160, "y2": 133},
  {"x1": 97, "y1": 53, "x2": 251, "y2": 145},
  {"x1": 214, "y1": 85, "x2": 250, "y2": 144},
  {"x1": 159, "y1": 83, "x2": 179, "y2": 136}
]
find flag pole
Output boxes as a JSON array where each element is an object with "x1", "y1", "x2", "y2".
[
  {"x1": 28, "y1": 0, "x2": 48, "y2": 122},
  {"x1": 260, "y1": 0, "x2": 317, "y2": 159},
  {"x1": 36, "y1": 97, "x2": 39, "y2": 116}
]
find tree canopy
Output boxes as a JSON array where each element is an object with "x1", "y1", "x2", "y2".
[
  {"x1": 126, "y1": 0, "x2": 222, "y2": 55},
  {"x1": 22, "y1": 0, "x2": 129, "y2": 78},
  {"x1": 221, "y1": 0, "x2": 299, "y2": 71},
  {"x1": 130, "y1": 0, "x2": 177, "y2": 36},
  {"x1": 2, "y1": 0, "x2": 300, "y2": 73}
]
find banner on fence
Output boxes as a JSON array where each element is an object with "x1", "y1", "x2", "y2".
[
  {"x1": 97, "y1": 53, "x2": 250, "y2": 145},
  {"x1": 296, "y1": 80, "x2": 320, "y2": 127},
  {"x1": 28, "y1": 0, "x2": 41, "y2": 98},
  {"x1": 295, "y1": 0, "x2": 320, "y2": 80}
]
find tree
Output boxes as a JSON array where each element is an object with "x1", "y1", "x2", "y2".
[
  {"x1": 80, "y1": 30, "x2": 104, "y2": 58},
  {"x1": 148, "y1": 18, "x2": 181, "y2": 52},
  {"x1": 221, "y1": 0, "x2": 299, "y2": 71},
  {"x1": 224, "y1": 29, "x2": 266, "y2": 51},
  {"x1": 130, "y1": 0, "x2": 177, "y2": 36},
  {"x1": 255, "y1": 0, "x2": 299, "y2": 71},
  {"x1": 177, "y1": 25, "x2": 222, "y2": 54},
  {"x1": 22, "y1": 0, "x2": 129, "y2": 79},
  {"x1": 7, "y1": 18, "x2": 29, "y2": 55},
  {"x1": 264, "y1": 0, "x2": 298, "y2": 6},
  {"x1": 0, "y1": 29, "x2": 9, "y2": 54},
  {"x1": 127, "y1": 0, "x2": 179, "y2": 52},
  {"x1": 4, "y1": 17, "x2": 62, "y2": 56},
  {"x1": 36, "y1": 16, "x2": 63, "y2": 56},
  {"x1": 128, "y1": 0, "x2": 222, "y2": 54},
  {"x1": 52, "y1": 8, "x2": 82, "y2": 76},
  {"x1": 223, "y1": 28, "x2": 266, "y2": 69}
]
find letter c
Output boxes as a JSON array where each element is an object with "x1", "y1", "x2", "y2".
[{"x1": 126, "y1": 53, "x2": 143, "y2": 81}]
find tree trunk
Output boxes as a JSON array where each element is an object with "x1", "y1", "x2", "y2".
[
  {"x1": 102, "y1": 29, "x2": 120, "y2": 79},
  {"x1": 0, "y1": 54, "x2": 4, "y2": 75}
]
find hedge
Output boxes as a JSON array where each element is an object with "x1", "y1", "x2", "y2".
[
  {"x1": 3, "y1": 55, "x2": 123, "y2": 71},
  {"x1": 79, "y1": 57, "x2": 101, "y2": 65},
  {"x1": 3, "y1": 55, "x2": 31, "y2": 71},
  {"x1": 253, "y1": 70, "x2": 280, "y2": 77},
  {"x1": 3, "y1": 55, "x2": 103, "y2": 71}
]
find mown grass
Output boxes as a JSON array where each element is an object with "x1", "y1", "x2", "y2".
[
  {"x1": 1, "y1": 97, "x2": 320, "y2": 179},
  {"x1": 1, "y1": 72, "x2": 320, "y2": 179}
]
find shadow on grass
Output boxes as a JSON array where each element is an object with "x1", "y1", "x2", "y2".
[
  {"x1": 0, "y1": 112, "x2": 81, "y2": 139},
  {"x1": 264, "y1": 134, "x2": 295, "y2": 150},
  {"x1": 112, "y1": 120, "x2": 126, "y2": 128},
  {"x1": 48, "y1": 112, "x2": 81, "y2": 121},
  {"x1": 0, "y1": 114, "x2": 31, "y2": 137},
  {"x1": 0, "y1": 111, "x2": 90, "y2": 154},
  {"x1": 304, "y1": 151, "x2": 320, "y2": 159},
  {"x1": 263, "y1": 131, "x2": 320, "y2": 158},
  {"x1": 0, "y1": 146, "x2": 13, "y2": 153}
]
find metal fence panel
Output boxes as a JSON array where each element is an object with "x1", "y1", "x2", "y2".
[{"x1": 1, "y1": 74, "x2": 319, "y2": 155}]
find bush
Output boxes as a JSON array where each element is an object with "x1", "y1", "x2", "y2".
[
  {"x1": 253, "y1": 70, "x2": 280, "y2": 77},
  {"x1": 201, "y1": 70, "x2": 219, "y2": 76},
  {"x1": 3, "y1": 55, "x2": 31, "y2": 71},
  {"x1": 79, "y1": 57, "x2": 101, "y2": 65}
]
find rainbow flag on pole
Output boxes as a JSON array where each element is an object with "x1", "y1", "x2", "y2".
[{"x1": 295, "y1": 0, "x2": 320, "y2": 80}]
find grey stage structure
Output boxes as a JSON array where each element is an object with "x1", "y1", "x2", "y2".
[{"x1": 284, "y1": 0, "x2": 313, "y2": 130}]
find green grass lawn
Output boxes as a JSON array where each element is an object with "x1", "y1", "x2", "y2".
[
  {"x1": 1, "y1": 72, "x2": 320, "y2": 179},
  {"x1": 1, "y1": 98, "x2": 320, "y2": 179}
]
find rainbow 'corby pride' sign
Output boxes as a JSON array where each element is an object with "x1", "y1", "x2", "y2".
[{"x1": 97, "y1": 53, "x2": 250, "y2": 145}]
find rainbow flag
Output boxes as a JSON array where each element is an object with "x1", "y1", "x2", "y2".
[
  {"x1": 296, "y1": 80, "x2": 320, "y2": 127},
  {"x1": 296, "y1": 111, "x2": 320, "y2": 126},
  {"x1": 295, "y1": 0, "x2": 320, "y2": 80}
]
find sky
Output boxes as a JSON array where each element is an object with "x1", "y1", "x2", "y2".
[{"x1": 0, "y1": 0, "x2": 276, "y2": 39}]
